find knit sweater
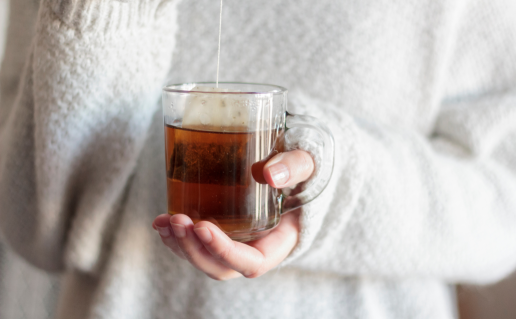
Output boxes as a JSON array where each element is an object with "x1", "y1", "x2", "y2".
[{"x1": 1, "y1": 0, "x2": 516, "y2": 318}]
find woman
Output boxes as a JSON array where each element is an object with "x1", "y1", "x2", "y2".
[{"x1": 1, "y1": 0, "x2": 516, "y2": 318}]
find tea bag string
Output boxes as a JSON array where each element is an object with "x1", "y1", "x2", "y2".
[{"x1": 216, "y1": 0, "x2": 223, "y2": 88}]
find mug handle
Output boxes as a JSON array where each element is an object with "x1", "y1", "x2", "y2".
[{"x1": 281, "y1": 111, "x2": 335, "y2": 213}]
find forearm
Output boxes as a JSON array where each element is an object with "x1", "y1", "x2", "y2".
[
  {"x1": 0, "y1": 0, "x2": 180, "y2": 272},
  {"x1": 283, "y1": 93, "x2": 516, "y2": 284}
]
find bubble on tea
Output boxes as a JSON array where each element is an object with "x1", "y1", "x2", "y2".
[{"x1": 182, "y1": 86, "x2": 250, "y2": 131}]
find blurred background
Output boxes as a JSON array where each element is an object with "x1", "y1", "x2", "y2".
[{"x1": 0, "y1": 0, "x2": 515, "y2": 318}]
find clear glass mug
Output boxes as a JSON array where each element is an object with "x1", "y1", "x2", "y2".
[{"x1": 162, "y1": 82, "x2": 334, "y2": 242}]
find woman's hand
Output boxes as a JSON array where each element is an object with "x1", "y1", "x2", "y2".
[{"x1": 152, "y1": 150, "x2": 314, "y2": 280}]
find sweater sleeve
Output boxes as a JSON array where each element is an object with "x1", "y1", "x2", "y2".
[
  {"x1": 282, "y1": 91, "x2": 516, "y2": 285},
  {"x1": 0, "y1": 0, "x2": 180, "y2": 273}
]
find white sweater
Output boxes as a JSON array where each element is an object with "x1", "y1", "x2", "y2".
[{"x1": 1, "y1": 0, "x2": 516, "y2": 318}]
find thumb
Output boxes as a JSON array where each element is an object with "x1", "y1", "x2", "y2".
[{"x1": 262, "y1": 150, "x2": 314, "y2": 188}]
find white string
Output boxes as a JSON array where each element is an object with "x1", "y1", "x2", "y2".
[{"x1": 216, "y1": 0, "x2": 223, "y2": 88}]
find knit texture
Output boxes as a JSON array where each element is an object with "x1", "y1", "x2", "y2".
[{"x1": 1, "y1": 0, "x2": 516, "y2": 318}]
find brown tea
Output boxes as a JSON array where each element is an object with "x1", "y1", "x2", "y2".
[{"x1": 165, "y1": 123, "x2": 284, "y2": 238}]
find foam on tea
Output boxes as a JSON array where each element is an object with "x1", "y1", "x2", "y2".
[{"x1": 182, "y1": 86, "x2": 250, "y2": 131}]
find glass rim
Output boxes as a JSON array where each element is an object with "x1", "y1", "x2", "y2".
[{"x1": 162, "y1": 82, "x2": 288, "y2": 95}]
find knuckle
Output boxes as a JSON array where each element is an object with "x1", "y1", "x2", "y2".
[
  {"x1": 243, "y1": 258, "x2": 266, "y2": 279},
  {"x1": 207, "y1": 273, "x2": 226, "y2": 281},
  {"x1": 180, "y1": 249, "x2": 194, "y2": 261},
  {"x1": 244, "y1": 269, "x2": 263, "y2": 279},
  {"x1": 168, "y1": 247, "x2": 185, "y2": 259},
  {"x1": 175, "y1": 241, "x2": 204, "y2": 262},
  {"x1": 213, "y1": 242, "x2": 235, "y2": 261},
  {"x1": 297, "y1": 150, "x2": 314, "y2": 171},
  {"x1": 244, "y1": 271, "x2": 261, "y2": 279},
  {"x1": 163, "y1": 236, "x2": 177, "y2": 247},
  {"x1": 206, "y1": 271, "x2": 237, "y2": 281}
]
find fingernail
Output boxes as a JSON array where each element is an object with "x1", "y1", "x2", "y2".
[
  {"x1": 265, "y1": 152, "x2": 285, "y2": 166},
  {"x1": 194, "y1": 227, "x2": 213, "y2": 244},
  {"x1": 156, "y1": 226, "x2": 171, "y2": 237},
  {"x1": 268, "y1": 163, "x2": 290, "y2": 186},
  {"x1": 171, "y1": 223, "x2": 186, "y2": 238}
]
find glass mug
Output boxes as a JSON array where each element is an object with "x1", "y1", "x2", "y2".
[{"x1": 162, "y1": 82, "x2": 334, "y2": 242}]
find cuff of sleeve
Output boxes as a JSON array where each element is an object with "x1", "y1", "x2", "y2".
[
  {"x1": 47, "y1": 0, "x2": 176, "y2": 32},
  {"x1": 280, "y1": 113, "x2": 367, "y2": 267}
]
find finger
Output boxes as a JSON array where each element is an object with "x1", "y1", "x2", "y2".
[
  {"x1": 263, "y1": 150, "x2": 314, "y2": 188},
  {"x1": 193, "y1": 210, "x2": 300, "y2": 278},
  {"x1": 193, "y1": 222, "x2": 264, "y2": 277},
  {"x1": 170, "y1": 214, "x2": 242, "y2": 281},
  {"x1": 251, "y1": 150, "x2": 280, "y2": 184},
  {"x1": 153, "y1": 215, "x2": 185, "y2": 259}
]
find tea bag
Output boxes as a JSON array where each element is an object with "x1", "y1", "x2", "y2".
[{"x1": 182, "y1": 86, "x2": 250, "y2": 131}]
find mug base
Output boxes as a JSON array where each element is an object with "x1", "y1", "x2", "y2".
[{"x1": 228, "y1": 228, "x2": 275, "y2": 243}]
